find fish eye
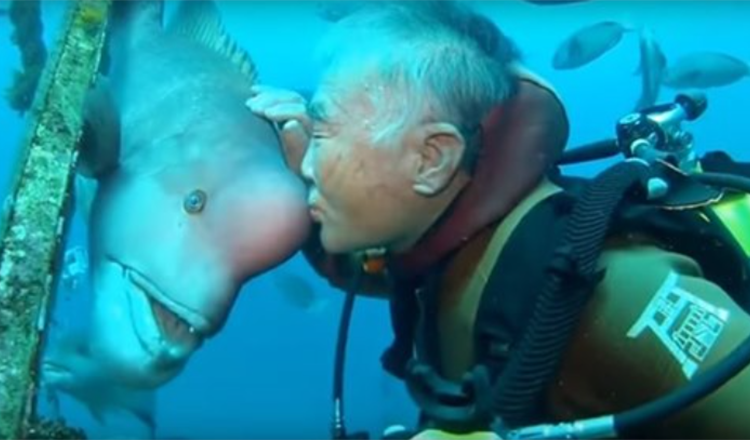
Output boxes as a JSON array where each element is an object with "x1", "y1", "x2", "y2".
[{"x1": 183, "y1": 189, "x2": 207, "y2": 214}]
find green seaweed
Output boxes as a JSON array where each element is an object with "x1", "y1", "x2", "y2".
[{"x1": 5, "y1": 0, "x2": 48, "y2": 115}]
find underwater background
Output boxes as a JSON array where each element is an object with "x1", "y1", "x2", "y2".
[{"x1": 0, "y1": 1, "x2": 749, "y2": 438}]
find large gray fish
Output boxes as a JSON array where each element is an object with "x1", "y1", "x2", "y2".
[
  {"x1": 661, "y1": 51, "x2": 750, "y2": 89},
  {"x1": 552, "y1": 20, "x2": 632, "y2": 70},
  {"x1": 633, "y1": 27, "x2": 667, "y2": 111},
  {"x1": 76, "y1": 0, "x2": 310, "y2": 389}
]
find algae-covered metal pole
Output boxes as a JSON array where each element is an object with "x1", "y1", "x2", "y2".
[{"x1": 0, "y1": 1, "x2": 111, "y2": 438}]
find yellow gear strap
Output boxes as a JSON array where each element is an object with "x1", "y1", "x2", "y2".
[{"x1": 410, "y1": 429, "x2": 503, "y2": 440}]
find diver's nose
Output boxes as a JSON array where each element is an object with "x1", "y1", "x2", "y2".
[{"x1": 300, "y1": 142, "x2": 316, "y2": 185}]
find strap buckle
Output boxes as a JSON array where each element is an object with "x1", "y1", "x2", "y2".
[{"x1": 404, "y1": 360, "x2": 494, "y2": 434}]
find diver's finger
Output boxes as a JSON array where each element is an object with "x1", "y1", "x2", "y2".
[
  {"x1": 246, "y1": 96, "x2": 306, "y2": 124},
  {"x1": 247, "y1": 86, "x2": 306, "y2": 105},
  {"x1": 249, "y1": 84, "x2": 288, "y2": 95},
  {"x1": 278, "y1": 120, "x2": 310, "y2": 175},
  {"x1": 265, "y1": 103, "x2": 312, "y2": 132},
  {"x1": 249, "y1": 84, "x2": 279, "y2": 96}
]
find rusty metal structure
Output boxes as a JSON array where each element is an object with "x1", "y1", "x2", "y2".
[{"x1": 0, "y1": 1, "x2": 111, "y2": 438}]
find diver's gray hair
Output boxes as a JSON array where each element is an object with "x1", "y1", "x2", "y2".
[{"x1": 314, "y1": 1, "x2": 520, "y2": 159}]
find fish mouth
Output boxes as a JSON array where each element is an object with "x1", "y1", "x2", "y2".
[
  {"x1": 39, "y1": 360, "x2": 74, "y2": 385},
  {"x1": 40, "y1": 360, "x2": 69, "y2": 376},
  {"x1": 121, "y1": 265, "x2": 209, "y2": 347}
]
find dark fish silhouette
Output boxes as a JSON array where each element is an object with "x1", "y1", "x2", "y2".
[
  {"x1": 633, "y1": 27, "x2": 667, "y2": 111},
  {"x1": 274, "y1": 272, "x2": 329, "y2": 312},
  {"x1": 552, "y1": 21, "x2": 632, "y2": 70},
  {"x1": 662, "y1": 52, "x2": 749, "y2": 89}
]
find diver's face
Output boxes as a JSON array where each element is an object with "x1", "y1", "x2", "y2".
[{"x1": 301, "y1": 80, "x2": 425, "y2": 254}]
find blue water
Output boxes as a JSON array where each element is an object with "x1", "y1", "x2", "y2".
[{"x1": 0, "y1": 1, "x2": 749, "y2": 438}]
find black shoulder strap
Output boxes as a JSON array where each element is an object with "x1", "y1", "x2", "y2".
[
  {"x1": 381, "y1": 276, "x2": 421, "y2": 380},
  {"x1": 473, "y1": 190, "x2": 573, "y2": 386}
]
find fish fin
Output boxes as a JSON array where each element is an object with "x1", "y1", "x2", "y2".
[
  {"x1": 86, "y1": 403, "x2": 108, "y2": 425},
  {"x1": 128, "y1": 390, "x2": 158, "y2": 437},
  {"x1": 633, "y1": 96, "x2": 651, "y2": 112},
  {"x1": 632, "y1": 28, "x2": 647, "y2": 75},
  {"x1": 166, "y1": 1, "x2": 258, "y2": 84},
  {"x1": 657, "y1": 49, "x2": 669, "y2": 72},
  {"x1": 74, "y1": 174, "x2": 97, "y2": 226},
  {"x1": 78, "y1": 76, "x2": 120, "y2": 179}
]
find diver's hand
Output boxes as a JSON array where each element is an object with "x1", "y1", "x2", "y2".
[{"x1": 246, "y1": 85, "x2": 311, "y2": 175}]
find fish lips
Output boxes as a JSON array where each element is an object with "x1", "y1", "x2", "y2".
[
  {"x1": 39, "y1": 360, "x2": 73, "y2": 386},
  {"x1": 89, "y1": 258, "x2": 209, "y2": 387},
  {"x1": 126, "y1": 267, "x2": 211, "y2": 336},
  {"x1": 121, "y1": 263, "x2": 210, "y2": 352}
]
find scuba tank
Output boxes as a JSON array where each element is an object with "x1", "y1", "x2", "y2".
[{"x1": 501, "y1": 92, "x2": 750, "y2": 439}]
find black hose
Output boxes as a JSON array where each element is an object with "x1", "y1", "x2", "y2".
[
  {"x1": 694, "y1": 172, "x2": 750, "y2": 195},
  {"x1": 615, "y1": 335, "x2": 750, "y2": 436},
  {"x1": 331, "y1": 270, "x2": 363, "y2": 439},
  {"x1": 556, "y1": 139, "x2": 620, "y2": 166},
  {"x1": 494, "y1": 160, "x2": 652, "y2": 426}
]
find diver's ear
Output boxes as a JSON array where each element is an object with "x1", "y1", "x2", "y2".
[
  {"x1": 411, "y1": 122, "x2": 466, "y2": 196},
  {"x1": 77, "y1": 76, "x2": 121, "y2": 179}
]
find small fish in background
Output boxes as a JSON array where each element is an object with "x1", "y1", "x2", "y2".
[
  {"x1": 661, "y1": 51, "x2": 750, "y2": 89},
  {"x1": 40, "y1": 330, "x2": 158, "y2": 439},
  {"x1": 523, "y1": 0, "x2": 590, "y2": 5},
  {"x1": 273, "y1": 272, "x2": 330, "y2": 313},
  {"x1": 61, "y1": 246, "x2": 89, "y2": 292},
  {"x1": 552, "y1": 20, "x2": 633, "y2": 70},
  {"x1": 633, "y1": 27, "x2": 667, "y2": 111}
]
